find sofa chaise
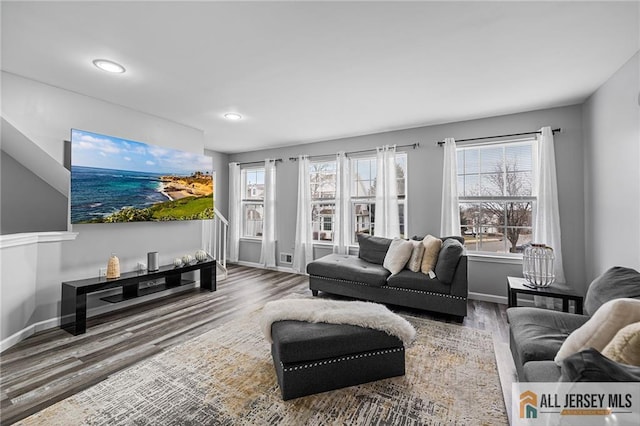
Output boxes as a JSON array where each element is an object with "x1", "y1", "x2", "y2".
[{"x1": 307, "y1": 234, "x2": 468, "y2": 318}]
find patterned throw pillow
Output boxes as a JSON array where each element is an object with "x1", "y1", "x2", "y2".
[
  {"x1": 406, "y1": 240, "x2": 425, "y2": 272},
  {"x1": 421, "y1": 235, "x2": 442, "y2": 274},
  {"x1": 602, "y1": 322, "x2": 640, "y2": 366}
]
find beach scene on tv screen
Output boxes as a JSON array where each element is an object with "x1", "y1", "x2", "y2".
[{"x1": 71, "y1": 129, "x2": 214, "y2": 224}]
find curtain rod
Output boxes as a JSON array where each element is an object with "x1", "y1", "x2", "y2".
[
  {"x1": 436, "y1": 128, "x2": 561, "y2": 146},
  {"x1": 288, "y1": 142, "x2": 419, "y2": 161},
  {"x1": 236, "y1": 158, "x2": 283, "y2": 166}
]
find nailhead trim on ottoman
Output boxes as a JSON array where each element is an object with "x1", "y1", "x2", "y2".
[{"x1": 270, "y1": 321, "x2": 406, "y2": 400}]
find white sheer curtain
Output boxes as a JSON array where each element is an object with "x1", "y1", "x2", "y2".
[
  {"x1": 533, "y1": 127, "x2": 565, "y2": 283},
  {"x1": 333, "y1": 151, "x2": 351, "y2": 254},
  {"x1": 374, "y1": 145, "x2": 400, "y2": 238},
  {"x1": 293, "y1": 156, "x2": 312, "y2": 273},
  {"x1": 440, "y1": 138, "x2": 461, "y2": 237},
  {"x1": 228, "y1": 162, "x2": 241, "y2": 263},
  {"x1": 259, "y1": 159, "x2": 277, "y2": 268}
]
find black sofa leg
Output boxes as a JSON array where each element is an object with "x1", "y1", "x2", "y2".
[{"x1": 311, "y1": 290, "x2": 318, "y2": 296}]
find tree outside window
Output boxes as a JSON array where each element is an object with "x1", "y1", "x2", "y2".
[{"x1": 458, "y1": 142, "x2": 534, "y2": 253}]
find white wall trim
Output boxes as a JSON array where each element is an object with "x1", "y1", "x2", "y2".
[
  {"x1": 233, "y1": 261, "x2": 298, "y2": 274},
  {"x1": 468, "y1": 291, "x2": 537, "y2": 308},
  {"x1": 468, "y1": 292, "x2": 508, "y2": 305},
  {"x1": 0, "y1": 316, "x2": 60, "y2": 352},
  {"x1": 0, "y1": 281, "x2": 201, "y2": 352},
  {"x1": 467, "y1": 253, "x2": 523, "y2": 265},
  {"x1": 239, "y1": 237, "x2": 262, "y2": 244},
  {"x1": 0, "y1": 231, "x2": 78, "y2": 249}
]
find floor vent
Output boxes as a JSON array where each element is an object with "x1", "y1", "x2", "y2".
[{"x1": 280, "y1": 253, "x2": 293, "y2": 264}]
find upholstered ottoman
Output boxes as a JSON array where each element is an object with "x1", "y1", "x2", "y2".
[{"x1": 261, "y1": 299, "x2": 415, "y2": 400}]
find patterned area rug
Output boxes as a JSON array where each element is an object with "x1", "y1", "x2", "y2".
[{"x1": 19, "y1": 304, "x2": 507, "y2": 425}]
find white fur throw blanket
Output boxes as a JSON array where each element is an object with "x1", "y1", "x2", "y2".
[{"x1": 260, "y1": 299, "x2": 416, "y2": 346}]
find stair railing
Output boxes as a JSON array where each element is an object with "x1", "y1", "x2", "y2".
[{"x1": 203, "y1": 208, "x2": 229, "y2": 279}]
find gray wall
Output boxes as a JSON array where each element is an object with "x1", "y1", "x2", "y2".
[
  {"x1": 205, "y1": 147, "x2": 230, "y2": 219},
  {"x1": 583, "y1": 52, "x2": 640, "y2": 281},
  {"x1": 1, "y1": 151, "x2": 68, "y2": 234},
  {"x1": 0, "y1": 72, "x2": 226, "y2": 337},
  {"x1": 230, "y1": 104, "x2": 587, "y2": 298}
]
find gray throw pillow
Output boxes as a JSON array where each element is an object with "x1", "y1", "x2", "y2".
[
  {"x1": 357, "y1": 234, "x2": 393, "y2": 265},
  {"x1": 584, "y1": 267, "x2": 640, "y2": 316},
  {"x1": 411, "y1": 235, "x2": 465, "y2": 246},
  {"x1": 560, "y1": 348, "x2": 640, "y2": 382},
  {"x1": 434, "y1": 238, "x2": 464, "y2": 283},
  {"x1": 441, "y1": 235, "x2": 465, "y2": 245}
]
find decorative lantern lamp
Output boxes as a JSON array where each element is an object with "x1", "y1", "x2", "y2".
[{"x1": 522, "y1": 244, "x2": 555, "y2": 287}]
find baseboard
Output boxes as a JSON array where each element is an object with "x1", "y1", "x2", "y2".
[
  {"x1": 0, "y1": 282, "x2": 201, "y2": 352},
  {"x1": 468, "y1": 292, "x2": 508, "y2": 305},
  {"x1": 515, "y1": 298, "x2": 536, "y2": 307},
  {"x1": 0, "y1": 316, "x2": 60, "y2": 353},
  {"x1": 468, "y1": 292, "x2": 537, "y2": 307},
  {"x1": 233, "y1": 261, "x2": 298, "y2": 274}
]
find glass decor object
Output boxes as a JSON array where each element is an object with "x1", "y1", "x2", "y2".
[
  {"x1": 106, "y1": 253, "x2": 120, "y2": 279},
  {"x1": 195, "y1": 250, "x2": 208, "y2": 262},
  {"x1": 182, "y1": 254, "x2": 193, "y2": 266},
  {"x1": 522, "y1": 244, "x2": 555, "y2": 287}
]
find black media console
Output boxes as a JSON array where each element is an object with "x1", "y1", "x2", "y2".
[{"x1": 60, "y1": 257, "x2": 216, "y2": 335}]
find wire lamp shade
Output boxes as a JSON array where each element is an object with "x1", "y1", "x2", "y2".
[{"x1": 522, "y1": 244, "x2": 555, "y2": 287}]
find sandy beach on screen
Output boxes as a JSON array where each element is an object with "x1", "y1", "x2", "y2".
[{"x1": 160, "y1": 176, "x2": 213, "y2": 201}]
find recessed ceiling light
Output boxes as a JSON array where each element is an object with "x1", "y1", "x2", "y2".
[
  {"x1": 92, "y1": 59, "x2": 126, "y2": 73},
  {"x1": 224, "y1": 113, "x2": 242, "y2": 120}
]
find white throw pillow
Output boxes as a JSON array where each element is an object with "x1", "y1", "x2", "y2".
[
  {"x1": 383, "y1": 239, "x2": 414, "y2": 275},
  {"x1": 406, "y1": 240, "x2": 425, "y2": 272},
  {"x1": 554, "y1": 298, "x2": 640, "y2": 365}
]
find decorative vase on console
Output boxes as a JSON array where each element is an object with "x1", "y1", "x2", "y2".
[
  {"x1": 195, "y1": 249, "x2": 208, "y2": 262},
  {"x1": 106, "y1": 253, "x2": 120, "y2": 279}
]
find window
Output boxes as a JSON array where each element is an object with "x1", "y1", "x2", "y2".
[
  {"x1": 457, "y1": 140, "x2": 535, "y2": 254},
  {"x1": 241, "y1": 167, "x2": 264, "y2": 238},
  {"x1": 310, "y1": 161, "x2": 337, "y2": 242},
  {"x1": 350, "y1": 153, "x2": 407, "y2": 243},
  {"x1": 307, "y1": 153, "x2": 407, "y2": 245}
]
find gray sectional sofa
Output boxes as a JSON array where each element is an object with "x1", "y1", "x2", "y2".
[
  {"x1": 307, "y1": 234, "x2": 468, "y2": 318},
  {"x1": 507, "y1": 266, "x2": 640, "y2": 382}
]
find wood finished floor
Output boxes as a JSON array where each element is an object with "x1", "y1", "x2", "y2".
[{"x1": 0, "y1": 264, "x2": 513, "y2": 425}]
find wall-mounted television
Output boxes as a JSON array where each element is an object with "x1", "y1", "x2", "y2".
[{"x1": 70, "y1": 129, "x2": 214, "y2": 224}]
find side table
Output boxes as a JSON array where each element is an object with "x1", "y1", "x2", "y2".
[{"x1": 507, "y1": 276, "x2": 583, "y2": 314}]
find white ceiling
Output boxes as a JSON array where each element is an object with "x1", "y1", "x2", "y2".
[{"x1": 2, "y1": 1, "x2": 638, "y2": 154}]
